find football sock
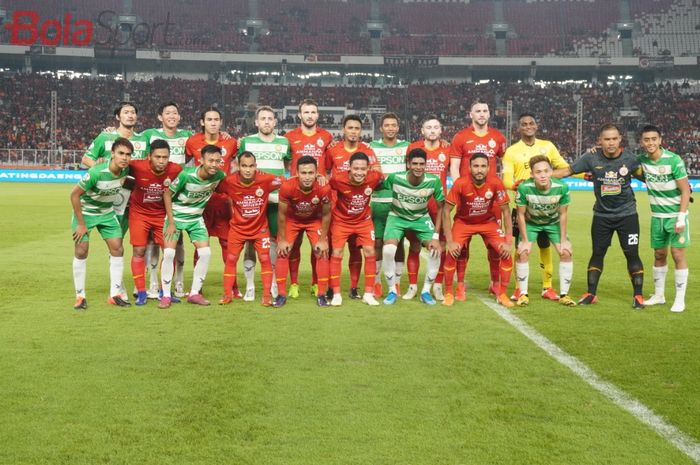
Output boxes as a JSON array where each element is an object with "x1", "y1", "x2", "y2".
[
  {"x1": 275, "y1": 255, "x2": 289, "y2": 296},
  {"x1": 375, "y1": 260, "x2": 383, "y2": 284},
  {"x1": 559, "y1": 261, "x2": 573, "y2": 296},
  {"x1": 316, "y1": 256, "x2": 330, "y2": 296},
  {"x1": 395, "y1": 260, "x2": 404, "y2": 287},
  {"x1": 499, "y1": 255, "x2": 513, "y2": 296},
  {"x1": 289, "y1": 246, "x2": 301, "y2": 285},
  {"x1": 516, "y1": 262, "x2": 529, "y2": 295},
  {"x1": 407, "y1": 250, "x2": 420, "y2": 285},
  {"x1": 223, "y1": 252, "x2": 240, "y2": 295},
  {"x1": 109, "y1": 255, "x2": 124, "y2": 297},
  {"x1": 72, "y1": 257, "x2": 87, "y2": 297},
  {"x1": 348, "y1": 247, "x2": 362, "y2": 289},
  {"x1": 487, "y1": 247, "x2": 500, "y2": 287},
  {"x1": 161, "y1": 248, "x2": 176, "y2": 297},
  {"x1": 624, "y1": 248, "x2": 644, "y2": 295},
  {"x1": 364, "y1": 255, "x2": 377, "y2": 295},
  {"x1": 540, "y1": 244, "x2": 554, "y2": 289},
  {"x1": 421, "y1": 251, "x2": 440, "y2": 294},
  {"x1": 443, "y1": 253, "x2": 457, "y2": 294},
  {"x1": 131, "y1": 256, "x2": 146, "y2": 292},
  {"x1": 244, "y1": 259, "x2": 256, "y2": 291},
  {"x1": 435, "y1": 251, "x2": 445, "y2": 285},
  {"x1": 653, "y1": 265, "x2": 668, "y2": 297},
  {"x1": 260, "y1": 253, "x2": 273, "y2": 298},
  {"x1": 147, "y1": 243, "x2": 160, "y2": 290},
  {"x1": 191, "y1": 247, "x2": 211, "y2": 295},
  {"x1": 174, "y1": 241, "x2": 185, "y2": 285},
  {"x1": 674, "y1": 268, "x2": 688, "y2": 306},
  {"x1": 382, "y1": 243, "x2": 398, "y2": 288},
  {"x1": 330, "y1": 255, "x2": 343, "y2": 293}
]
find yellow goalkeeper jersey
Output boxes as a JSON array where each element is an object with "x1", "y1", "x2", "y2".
[{"x1": 502, "y1": 138, "x2": 570, "y2": 191}]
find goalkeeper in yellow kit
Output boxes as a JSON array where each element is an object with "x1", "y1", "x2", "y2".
[{"x1": 502, "y1": 113, "x2": 575, "y2": 301}]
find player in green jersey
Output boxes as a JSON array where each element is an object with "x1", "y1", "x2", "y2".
[
  {"x1": 82, "y1": 101, "x2": 149, "y2": 166},
  {"x1": 160, "y1": 145, "x2": 225, "y2": 308},
  {"x1": 515, "y1": 156, "x2": 576, "y2": 307},
  {"x1": 70, "y1": 138, "x2": 133, "y2": 310},
  {"x1": 638, "y1": 125, "x2": 692, "y2": 313},
  {"x1": 369, "y1": 112, "x2": 409, "y2": 298},
  {"x1": 381, "y1": 148, "x2": 444, "y2": 306},
  {"x1": 237, "y1": 106, "x2": 291, "y2": 301}
]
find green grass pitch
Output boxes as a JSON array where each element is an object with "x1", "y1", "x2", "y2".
[{"x1": 1, "y1": 183, "x2": 698, "y2": 465}]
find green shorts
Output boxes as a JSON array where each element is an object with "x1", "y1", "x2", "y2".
[
  {"x1": 72, "y1": 213, "x2": 122, "y2": 243},
  {"x1": 524, "y1": 222, "x2": 561, "y2": 244},
  {"x1": 267, "y1": 204, "x2": 279, "y2": 238},
  {"x1": 164, "y1": 217, "x2": 209, "y2": 244},
  {"x1": 384, "y1": 213, "x2": 435, "y2": 243},
  {"x1": 650, "y1": 215, "x2": 690, "y2": 249},
  {"x1": 371, "y1": 201, "x2": 392, "y2": 241}
]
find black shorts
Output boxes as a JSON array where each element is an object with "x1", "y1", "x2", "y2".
[
  {"x1": 591, "y1": 214, "x2": 640, "y2": 251},
  {"x1": 512, "y1": 208, "x2": 551, "y2": 248}
]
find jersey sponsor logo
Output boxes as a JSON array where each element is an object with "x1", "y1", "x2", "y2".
[
  {"x1": 601, "y1": 184, "x2": 622, "y2": 196},
  {"x1": 396, "y1": 192, "x2": 427, "y2": 205},
  {"x1": 378, "y1": 154, "x2": 406, "y2": 165}
]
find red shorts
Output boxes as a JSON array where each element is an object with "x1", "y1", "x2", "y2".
[
  {"x1": 227, "y1": 230, "x2": 271, "y2": 256},
  {"x1": 452, "y1": 219, "x2": 506, "y2": 251},
  {"x1": 204, "y1": 196, "x2": 231, "y2": 240},
  {"x1": 331, "y1": 219, "x2": 375, "y2": 250},
  {"x1": 129, "y1": 213, "x2": 164, "y2": 247},
  {"x1": 285, "y1": 220, "x2": 323, "y2": 247}
]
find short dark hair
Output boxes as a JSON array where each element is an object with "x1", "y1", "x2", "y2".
[
  {"x1": 380, "y1": 112, "x2": 400, "y2": 126},
  {"x1": 114, "y1": 101, "x2": 137, "y2": 117},
  {"x1": 519, "y1": 112, "x2": 536, "y2": 121},
  {"x1": 407, "y1": 148, "x2": 427, "y2": 163},
  {"x1": 598, "y1": 123, "x2": 622, "y2": 136},
  {"x1": 470, "y1": 98, "x2": 488, "y2": 110},
  {"x1": 149, "y1": 139, "x2": 170, "y2": 154},
  {"x1": 421, "y1": 114, "x2": 440, "y2": 126},
  {"x1": 342, "y1": 114, "x2": 363, "y2": 127},
  {"x1": 640, "y1": 124, "x2": 662, "y2": 137},
  {"x1": 349, "y1": 152, "x2": 369, "y2": 165},
  {"x1": 529, "y1": 155, "x2": 551, "y2": 170},
  {"x1": 238, "y1": 150, "x2": 256, "y2": 162},
  {"x1": 199, "y1": 106, "x2": 222, "y2": 133},
  {"x1": 297, "y1": 155, "x2": 317, "y2": 169},
  {"x1": 201, "y1": 144, "x2": 222, "y2": 158},
  {"x1": 158, "y1": 101, "x2": 178, "y2": 115},
  {"x1": 470, "y1": 152, "x2": 489, "y2": 164},
  {"x1": 111, "y1": 137, "x2": 134, "y2": 153}
]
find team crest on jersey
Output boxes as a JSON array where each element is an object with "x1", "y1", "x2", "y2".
[
  {"x1": 256, "y1": 187, "x2": 264, "y2": 197},
  {"x1": 539, "y1": 148, "x2": 546, "y2": 155},
  {"x1": 395, "y1": 148, "x2": 403, "y2": 155},
  {"x1": 658, "y1": 166, "x2": 669, "y2": 174},
  {"x1": 619, "y1": 166, "x2": 628, "y2": 176},
  {"x1": 275, "y1": 145, "x2": 283, "y2": 152},
  {"x1": 163, "y1": 178, "x2": 172, "y2": 187},
  {"x1": 178, "y1": 139, "x2": 185, "y2": 146},
  {"x1": 221, "y1": 148, "x2": 227, "y2": 156},
  {"x1": 311, "y1": 196, "x2": 320, "y2": 204},
  {"x1": 132, "y1": 141, "x2": 145, "y2": 150},
  {"x1": 438, "y1": 153, "x2": 446, "y2": 162},
  {"x1": 488, "y1": 139, "x2": 496, "y2": 149},
  {"x1": 364, "y1": 187, "x2": 373, "y2": 196},
  {"x1": 316, "y1": 138, "x2": 324, "y2": 147},
  {"x1": 485, "y1": 190, "x2": 493, "y2": 199},
  {"x1": 418, "y1": 189, "x2": 430, "y2": 197}
]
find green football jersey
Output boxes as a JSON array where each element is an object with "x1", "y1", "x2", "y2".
[
  {"x1": 640, "y1": 148, "x2": 688, "y2": 218},
  {"x1": 383, "y1": 171, "x2": 444, "y2": 221},
  {"x1": 77, "y1": 162, "x2": 128, "y2": 216},
  {"x1": 142, "y1": 127, "x2": 193, "y2": 166},
  {"x1": 515, "y1": 178, "x2": 570, "y2": 225},
  {"x1": 85, "y1": 131, "x2": 150, "y2": 161},
  {"x1": 169, "y1": 166, "x2": 225, "y2": 223},
  {"x1": 238, "y1": 133, "x2": 290, "y2": 202},
  {"x1": 370, "y1": 139, "x2": 410, "y2": 203}
]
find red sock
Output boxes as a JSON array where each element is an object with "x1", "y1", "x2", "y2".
[
  {"x1": 289, "y1": 245, "x2": 300, "y2": 285},
  {"x1": 443, "y1": 254, "x2": 457, "y2": 294},
  {"x1": 330, "y1": 256, "x2": 342, "y2": 293},
  {"x1": 349, "y1": 247, "x2": 362, "y2": 289},
  {"x1": 275, "y1": 255, "x2": 289, "y2": 296},
  {"x1": 310, "y1": 253, "x2": 318, "y2": 285},
  {"x1": 488, "y1": 247, "x2": 500, "y2": 285},
  {"x1": 364, "y1": 255, "x2": 376, "y2": 295},
  {"x1": 131, "y1": 256, "x2": 146, "y2": 292},
  {"x1": 456, "y1": 247, "x2": 468, "y2": 283},
  {"x1": 223, "y1": 252, "x2": 240, "y2": 295},
  {"x1": 499, "y1": 255, "x2": 513, "y2": 296},
  {"x1": 435, "y1": 250, "x2": 446, "y2": 284},
  {"x1": 316, "y1": 256, "x2": 329, "y2": 295},
  {"x1": 260, "y1": 253, "x2": 273, "y2": 298},
  {"x1": 407, "y1": 250, "x2": 420, "y2": 285}
]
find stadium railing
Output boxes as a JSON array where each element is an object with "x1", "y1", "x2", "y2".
[{"x1": 0, "y1": 149, "x2": 85, "y2": 169}]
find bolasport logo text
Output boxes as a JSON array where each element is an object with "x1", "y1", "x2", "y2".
[{"x1": 4, "y1": 10, "x2": 176, "y2": 47}]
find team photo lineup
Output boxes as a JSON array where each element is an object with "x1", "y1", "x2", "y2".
[{"x1": 70, "y1": 97, "x2": 691, "y2": 313}]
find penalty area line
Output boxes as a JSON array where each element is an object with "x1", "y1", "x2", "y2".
[{"x1": 476, "y1": 292, "x2": 700, "y2": 464}]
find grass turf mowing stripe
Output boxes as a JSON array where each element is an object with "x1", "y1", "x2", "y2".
[{"x1": 476, "y1": 291, "x2": 700, "y2": 464}]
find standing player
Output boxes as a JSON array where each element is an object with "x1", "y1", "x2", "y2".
[
  {"x1": 127, "y1": 139, "x2": 182, "y2": 305},
  {"x1": 329, "y1": 152, "x2": 383, "y2": 306},
  {"x1": 502, "y1": 112, "x2": 574, "y2": 302},
  {"x1": 70, "y1": 137, "x2": 133, "y2": 309},
  {"x1": 275, "y1": 156, "x2": 333, "y2": 307},
  {"x1": 554, "y1": 124, "x2": 645, "y2": 308},
  {"x1": 369, "y1": 112, "x2": 410, "y2": 298},
  {"x1": 442, "y1": 152, "x2": 514, "y2": 308},
  {"x1": 185, "y1": 107, "x2": 239, "y2": 296},
  {"x1": 284, "y1": 99, "x2": 334, "y2": 298},
  {"x1": 638, "y1": 125, "x2": 691, "y2": 313},
  {"x1": 217, "y1": 152, "x2": 283, "y2": 307},
  {"x1": 381, "y1": 148, "x2": 444, "y2": 306},
  {"x1": 237, "y1": 106, "x2": 291, "y2": 301},
  {"x1": 449, "y1": 99, "x2": 506, "y2": 301},
  {"x1": 160, "y1": 145, "x2": 225, "y2": 308},
  {"x1": 404, "y1": 115, "x2": 450, "y2": 301},
  {"x1": 325, "y1": 115, "x2": 379, "y2": 300},
  {"x1": 514, "y1": 156, "x2": 576, "y2": 307}
]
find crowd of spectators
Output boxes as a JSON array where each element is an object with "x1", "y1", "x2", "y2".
[{"x1": 1, "y1": 73, "x2": 698, "y2": 174}]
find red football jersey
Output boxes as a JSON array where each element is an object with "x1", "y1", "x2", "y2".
[
  {"x1": 329, "y1": 170, "x2": 383, "y2": 223},
  {"x1": 324, "y1": 141, "x2": 377, "y2": 178},
  {"x1": 446, "y1": 175, "x2": 509, "y2": 224},
  {"x1": 128, "y1": 160, "x2": 182, "y2": 216},
  {"x1": 285, "y1": 127, "x2": 334, "y2": 176},
  {"x1": 278, "y1": 177, "x2": 331, "y2": 223},
  {"x1": 407, "y1": 140, "x2": 450, "y2": 192},
  {"x1": 185, "y1": 133, "x2": 239, "y2": 174},
  {"x1": 217, "y1": 172, "x2": 283, "y2": 237},
  {"x1": 450, "y1": 126, "x2": 506, "y2": 179}
]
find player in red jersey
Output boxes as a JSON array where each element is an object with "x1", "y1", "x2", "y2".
[
  {"x1": 275, "y1": 156, "x2": 332, "y2": 308},
  {"x1": 284, "y1": 99, "x2": 334, "y2": 298},
  {"x1": 442, "y1": 152, "x2": 514, "y2": 308},
  {"x1": 404, "y1": 115, "x2": 451, "y2": 301},
  {"x1": 217, "y1": 151, "x2": 283, "y2": 307},
  {"x1": 185, "y1": 107, "x2": 241, "y2": 295},
  {"x1": 449, "y1": 99, "x2": 507, "y2": 301},
  {"x1": 127, "y1": 139, "x2": 182, "y2": 305},
  {"x1": 325, "y1": 115, "x2": 379, "y2": 300},
  {"x1": 329, "y1": 152, "x2": 383, "y2": 306}
]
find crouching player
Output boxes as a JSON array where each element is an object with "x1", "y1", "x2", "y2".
[
  {"x1": 160, "y1": 145, "x2": 225, "y2": 308},
  {"x1": 70, "y1": 137, "x2": 133, "y2": 309},
  {"x1": 218, "y1": 151, "x2": 283, "y2": 307},
  {"x1": 442, "y1": 152, "x2": 514, "y2": 308},
  {"x1": 128, "y1": 139, "x2": 182, "y2": 305},
  {"x1": 514, "y1": 155, "x2": 576, "y2": 307},
  {"x1": 275, "y1": 156, "x2": 332, "y2": 308}
]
